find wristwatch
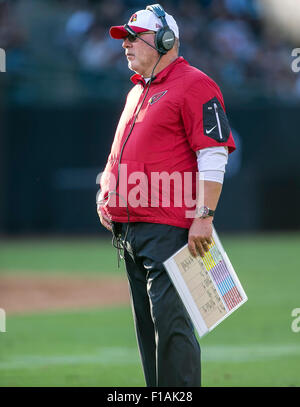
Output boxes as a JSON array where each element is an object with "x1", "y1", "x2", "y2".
[{"x1": 195, "y1": 205, "x2": 215, "y2": 219}]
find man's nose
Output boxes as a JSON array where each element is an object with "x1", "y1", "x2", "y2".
[{"x1": 122, "y1": 37, "x2": 132, "y2": 48}]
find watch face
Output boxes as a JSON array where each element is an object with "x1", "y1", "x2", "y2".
[{"x1": 197, "y1": 206, "x2": 209, "y2": 217}]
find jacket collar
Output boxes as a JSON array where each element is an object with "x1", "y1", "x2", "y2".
[{"x1": 130, "y1": 57, "x2": 188, "y2": 86}]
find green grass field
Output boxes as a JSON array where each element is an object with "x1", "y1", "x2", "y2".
[{"x1": 0, "y1": 233, "x2": 300, "y2": 387}]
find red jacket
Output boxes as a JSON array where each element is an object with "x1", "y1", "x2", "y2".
[{"x1": 99, "y1": 57, "x2": 235, "y2": 229}]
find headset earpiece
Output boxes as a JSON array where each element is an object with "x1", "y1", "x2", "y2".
[
  {"x1": 146, "y1": 4, "x2": 175, "y2": 54},
  {"x1": 155, "y1": 26, "x2": 175, "y2": 54}
]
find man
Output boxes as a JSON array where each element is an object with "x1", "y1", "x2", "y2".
[{"x1": 97, "y1": 4, "x2": 235, "y2": 387}]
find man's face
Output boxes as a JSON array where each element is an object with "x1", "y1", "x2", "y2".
[{"x1": 122, "y1": 32, "x2": 158, "y2": 77}]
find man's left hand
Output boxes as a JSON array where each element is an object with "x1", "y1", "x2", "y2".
[
  {"x1": 188, "y1": 217, "x2": 213, "y2": 257},
  {"x1": 97, "y1": 204, "x2": 112, "y2": 232}
]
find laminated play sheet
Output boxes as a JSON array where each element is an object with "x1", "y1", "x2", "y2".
[{"x1": 163, "y1": 226, "x2": 248, "y2": 337}]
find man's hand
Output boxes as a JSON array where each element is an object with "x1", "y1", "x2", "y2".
[
  {"x1": 97, "y1": 205, "x2": 112, "y2": 232},
  {"x1": 188, "y1": 217, "x2": 213, "y2": 257}
]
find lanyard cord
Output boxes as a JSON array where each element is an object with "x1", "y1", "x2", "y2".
[
  {"x1": 98, "y1": 55, "x2": 163, "y2": 266},
  {"x1": 115, "y1": 54, "x2": 163, "y2": 193}
]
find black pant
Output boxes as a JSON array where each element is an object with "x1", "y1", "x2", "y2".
[{"x1": 118, "y1": 222, "x2": 201, "y2": 387}]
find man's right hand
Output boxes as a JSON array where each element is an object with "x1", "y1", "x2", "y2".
[{"x1": 97, "y1": 205, "x2": 112, "y2": 232}]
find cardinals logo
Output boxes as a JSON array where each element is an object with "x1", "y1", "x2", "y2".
[
  {"x1": 129, "y1": 13, "x2": 137, "y2": 23},
  {"x1": 149, "y1": 90, "x2": 168, "y2": 105}
]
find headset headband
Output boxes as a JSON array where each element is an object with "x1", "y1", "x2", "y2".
[{"x1": 146, "y1": 4, "x2": 168, "y2": 29}]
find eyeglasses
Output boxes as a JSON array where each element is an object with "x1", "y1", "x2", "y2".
[{"x1": 126, "y1": 31, "x2": 156, "y2": 43}]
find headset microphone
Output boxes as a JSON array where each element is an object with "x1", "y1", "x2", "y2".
[{"x1": 124, "y1": 24, "x2": 158, "y2": 52}]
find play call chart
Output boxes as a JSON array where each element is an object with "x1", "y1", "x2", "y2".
[
  {"x1": 202, "y1": 242, "x2": 243, "y2": 311},
  {"x1": 167, "y1": 230, "x2": 248, "y2": 335}
]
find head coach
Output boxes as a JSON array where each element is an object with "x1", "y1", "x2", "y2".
[{"x1": 97, "y1": 4, "x2": 236, "y2": 387}]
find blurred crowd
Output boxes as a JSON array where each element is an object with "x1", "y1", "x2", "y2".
[{"x1": 1, "y1": 0, "x2": 300, "y2": 104}]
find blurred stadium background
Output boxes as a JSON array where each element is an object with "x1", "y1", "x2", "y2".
[{"x1": 0, "y1": 0, "x2": 300, "y2": 387}]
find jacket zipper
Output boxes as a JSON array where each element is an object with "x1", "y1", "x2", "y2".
[{"x1": 214, "y1": 103, "x2": 223, "y2": 140}]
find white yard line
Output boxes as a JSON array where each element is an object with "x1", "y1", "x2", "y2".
[{"x1": 0, "y1": 344, "x2": 300, "y2": 370}]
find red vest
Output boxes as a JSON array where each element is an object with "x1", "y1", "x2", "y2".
[{"x1": 99, "y1": 57, "x2": 235, "y2": 229}]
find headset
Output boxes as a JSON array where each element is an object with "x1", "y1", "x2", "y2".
[{"x1": 124, "y1": 4, "x2": 175, "y2": 55}]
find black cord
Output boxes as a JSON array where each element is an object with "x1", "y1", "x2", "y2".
[{"x1": 99, "y1": 54, "x2": 163, "y2": 266}]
